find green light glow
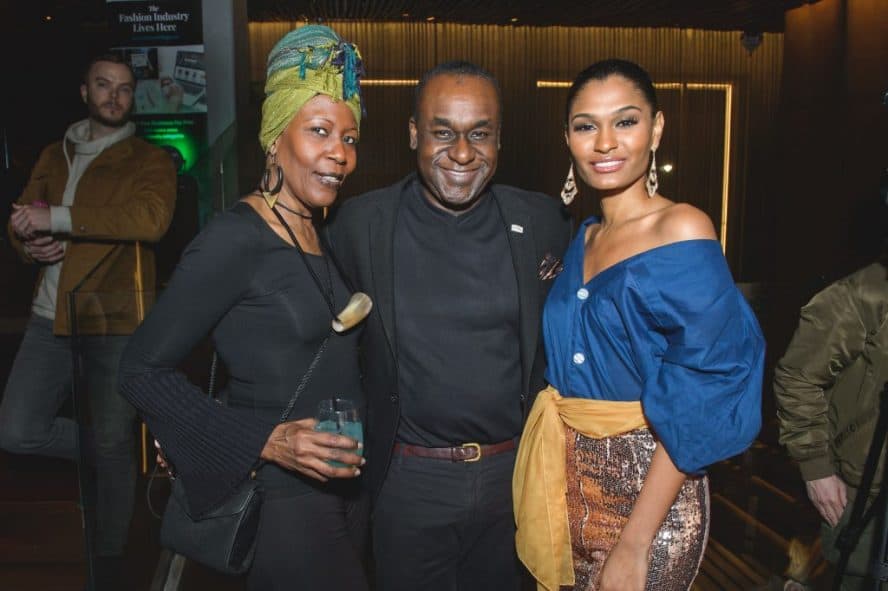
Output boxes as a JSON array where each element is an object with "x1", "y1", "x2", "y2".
[{"x1": 140, "y1": 119, "x2": 202, "y2": 172}]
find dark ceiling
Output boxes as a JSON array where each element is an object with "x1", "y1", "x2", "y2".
[
  {"x1": 247, "y1": 0, "x2": 815, "y2": 32},
  {"x1": 2, "y1": 1, "x2": 815, "y2": 34}
]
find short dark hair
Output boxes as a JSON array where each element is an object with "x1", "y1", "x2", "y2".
[
  {"x1": 565, "y1": 59, "x2": 658, "y2": 125},
  {"x1": 82, "y1": 52, "x2": 135, "y2": 85},
  {"x1": 413, "y1": 61, "x2": 502, "y2": 120}
]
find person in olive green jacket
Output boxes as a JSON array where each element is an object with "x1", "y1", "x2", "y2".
[
  {"x1": 774, "y1": 256, "x2": 888, "y2": 590},
  {"x1": 0, "y1": 52, "x2": 175, "y2": 587}
]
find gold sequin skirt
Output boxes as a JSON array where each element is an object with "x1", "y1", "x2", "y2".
[{"x1": 562, "y1": 427, "x2": 709, "y2": 591}]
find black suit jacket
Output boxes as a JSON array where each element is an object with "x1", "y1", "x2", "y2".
[{"x1": 327, "y1": 174, "x2": 572, "y2": 500}]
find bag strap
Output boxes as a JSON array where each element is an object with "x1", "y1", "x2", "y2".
[
  {"x1": 206, "y1": 331, "x2": 332, "y2": 426},
  {"x1": 277, "y1": 330, "x2": 332, "y2": 424},
  {"x1": 270, "y1": 205, "x2": 336, "y2": 316},
  {"x1": 208, "y1": 351, "x2": 219, "y2": 397}
]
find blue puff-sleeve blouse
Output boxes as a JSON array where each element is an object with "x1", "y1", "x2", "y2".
[{"x1": 543, "y1": 216, "x2": 764, "y2": 474}]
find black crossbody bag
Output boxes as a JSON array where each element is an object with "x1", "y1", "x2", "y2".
[{"x1": 159, "y1": 331, "x2": 332, "y2": 574}]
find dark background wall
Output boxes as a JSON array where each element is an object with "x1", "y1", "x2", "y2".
[{"x1": 776, "y1": 0, "x2": 888, "y2": 286}]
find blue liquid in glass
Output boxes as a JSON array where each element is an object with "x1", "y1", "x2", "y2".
[{"x1": 315, "y1": 420, "x2": 363, "y2": 467}]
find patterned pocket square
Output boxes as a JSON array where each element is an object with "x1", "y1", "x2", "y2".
[{"x1": 538, "y1": 253, "x2": 563, "y2": 280}]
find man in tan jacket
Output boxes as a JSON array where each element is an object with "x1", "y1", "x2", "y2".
[{"x1": 0, "y1": 53, "x2": 175, "y2": 584}]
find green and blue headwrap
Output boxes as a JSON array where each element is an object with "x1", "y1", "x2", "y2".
[{"x1": 259, "y1": 25, "x2": 365, "y2": 152}]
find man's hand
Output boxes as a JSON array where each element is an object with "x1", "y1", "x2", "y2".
[
  {"x1": 805, "y1": 474, "x2": 847, "y2": 527},
  {"x1": 11, "y1": 203, "x2": 52, "y2": 240},
  {"x1": 23, "y1": 236, "x2": 65, "y2": 264}
]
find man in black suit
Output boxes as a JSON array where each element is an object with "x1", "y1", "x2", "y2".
[{"x1": 328, "y1": 61, "x2": 571, "y2": 591}]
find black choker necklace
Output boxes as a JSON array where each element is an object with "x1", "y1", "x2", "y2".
[{"x1": 275, "y1": 200, "x2": 313, "y2": 220}]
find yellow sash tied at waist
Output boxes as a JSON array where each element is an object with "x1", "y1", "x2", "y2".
[{"x1": 513, "y1": 386, "x2": 649, "y2": 591}]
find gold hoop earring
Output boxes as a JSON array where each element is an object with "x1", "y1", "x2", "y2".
[
  {"x1": 561, "y1": 163, "x2": 578, "y2": 205},
  {"x1": 260, "y1": 153, "x2": 284, "y2": 208},
  {"x1": 645, "y1": 151, "x2": 658, "y2": 198}
]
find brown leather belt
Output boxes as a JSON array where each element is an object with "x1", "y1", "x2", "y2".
[{"x1": 392, "y1": 439, "x2": 516, "y2": 462}]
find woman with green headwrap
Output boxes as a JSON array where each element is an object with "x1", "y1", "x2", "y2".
[{"x1": 119, "y1": 25, "x2": 370, "y2": 589}]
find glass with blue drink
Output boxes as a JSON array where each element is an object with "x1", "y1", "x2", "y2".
[{"x1": 315, "y1": 398, "x2": 363, "y2": 468}]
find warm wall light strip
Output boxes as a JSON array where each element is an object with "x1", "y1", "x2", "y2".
[
  {"x1": 536, "y1": 79, "x2": 733, "y2": 253},
  {"x1": 134, "y1": 241, "x2": 145, "y2": 321},
  {"x1": 361, "y1": 79, "x2": 419, "y2": 86},
  {"x1": 536, "y1": 81, "x2": 685, "y2": 90},
  {"x1": 685, "y1": 83, "x2": 733, "y2": 252},
  {"x1": 134, "y1": 240, "x2": 147, "y2": 474}
]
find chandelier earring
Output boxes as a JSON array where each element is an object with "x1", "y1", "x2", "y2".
[
  {"x1": 560, "y1": 163, "x2": 578, "y2": 205},
  {"x1": 645, "y1": 150, "x2": 659, "y2": 198},
  {"x1": 260, "y1": 153, "x2": 284, "y2": 209}
]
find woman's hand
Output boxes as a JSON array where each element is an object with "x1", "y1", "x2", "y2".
[
  {"x1": 260, "y1": 418, "x2": 364, "y2": 482},
  {"x1": 598, "y1": 445, "x2": 686, "y2": 591},
  {"x1": 599, "y1": 538, "x2": 649, "y2": 591}
]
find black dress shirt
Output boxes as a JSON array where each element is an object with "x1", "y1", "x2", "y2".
[{"x1": 393, "y1": 184, "x2": 521, "y2": 446}]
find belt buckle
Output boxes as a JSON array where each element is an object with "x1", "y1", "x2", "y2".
[{"x1": 461, "y1": 442, "x2": 482, "y2": 462}]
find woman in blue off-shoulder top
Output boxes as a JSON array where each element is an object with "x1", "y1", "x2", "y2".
[{"x1": 513, "y1": 59, "x2": 764, "y2": 591}]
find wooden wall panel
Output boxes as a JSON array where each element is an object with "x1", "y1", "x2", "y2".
[{"x1": 776, "y1": 0, "x2": 888, "y2": 285}]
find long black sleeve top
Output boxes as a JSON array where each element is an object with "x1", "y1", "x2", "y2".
[{"x1": 119, "y1": 201, "x2": 363, "y2": 515}]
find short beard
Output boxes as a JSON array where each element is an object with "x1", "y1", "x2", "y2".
[{"x1": 87, "y1": 101, "x2": 132, "y2": 129}]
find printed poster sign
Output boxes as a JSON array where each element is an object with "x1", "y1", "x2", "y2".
[
  {"x1": 108, "y1": 1, "x2": 205, "y2": 115},
  {"x1": 107, "y1": 0, "x2": 202, "y2": 46},
  {"x1": 106, "y1": 0, "x2": 207, "y2": 170}
]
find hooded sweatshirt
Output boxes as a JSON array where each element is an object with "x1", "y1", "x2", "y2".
[{"x1": 31, "y1": 119, "x2": 136, "y2": 320}]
